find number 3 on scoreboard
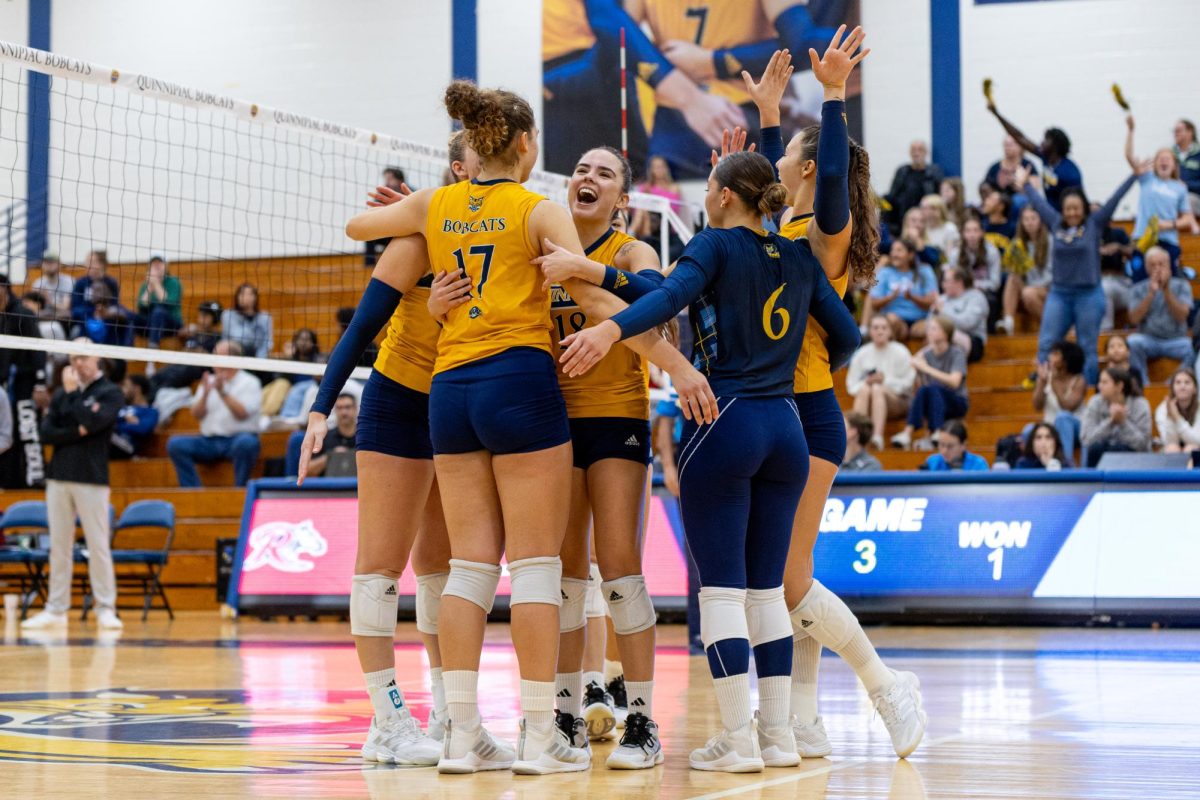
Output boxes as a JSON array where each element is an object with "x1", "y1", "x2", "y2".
[
  {"x1": 452, "y1": 244, "x2": 495, "y2": 298},
  {"x1": 853, "y1": 539, "x2": 876, "y2": 574}
]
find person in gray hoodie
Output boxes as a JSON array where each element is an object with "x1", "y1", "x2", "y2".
[
  {"x1": 1081, "y1": 366, "x2": 1152, "y2": 467},
  {"x1": 925, "y1": 265, "x2": 989, "y2": 363}
]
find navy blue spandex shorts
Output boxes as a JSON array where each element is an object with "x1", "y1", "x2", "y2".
[{"x1": 357, "y1": 370, "x2": 433, "y2": 460}]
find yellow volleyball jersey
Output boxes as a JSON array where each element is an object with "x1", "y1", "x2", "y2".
[
  {"x1": 549, "y1": 229, "x2": 650, "y2": 420},
  {"x1": 425, "y1": 179, "x2": 550, "y2": 375},
  {"x1": 642, "y1": 0, "x2": 774, "y2": 107},
  {"x1": 783, "y1": 214, "x2": 851, "y2": 394},
  {"x1": 372, "y1": 276, "x2": 439, "y2": 394},
  {"x1": 543, "y1": 0, "x2": 596, "y2": 63}
]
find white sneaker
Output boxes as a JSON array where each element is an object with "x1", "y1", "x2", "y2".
[
  {"x1": 689, "y1": 719, "x2": 764, "y2": 773},
  {"x1": 426, "y1": 708, "x2": 448, "y2": 742},
  {"x1": 437, "y1": 718, "x2": 515, "y2": 774},
  {"x1": 361, "y1": 712, "x2": 441, "y2": 766},
  {"x1": 96, "y1": 608, "x2": 123, "y2": 630},
  {"x1": 870, "y1": 434, "x2": 885, "y2": 452},
  {"x1": 20, "y1": 610, "x2": 67, "y2": 630},
  {"x1": 583, "y1": 680, "x2": 616, "y2": 741},
  {"x1": 511, "y1": 718, "x2": 591, "y2": 775},
  {"x1": 756, "y1": 711, "x2": 800, "y2": 767},
  {"x1": 913, "y1": 436, "x2": 934, "y2": 452},
  {"x1": 870, "y1": 670, "x2": 927, "y2": 758},
  {"x1": 606, "y1": 712, "x2": 664, "y2": 770},
  {"x1": 555, "y1": 710, "x2": 590, "y2": 750},
  {"x1": 792, "y1": 715, "x2": 833, "y2": 758},
  {"x1": 889, "y1": 430, "x2": 912, "y2": 450},
  {"x1": 997, "y1": 316, "x2": 1014, "y2": 335}
]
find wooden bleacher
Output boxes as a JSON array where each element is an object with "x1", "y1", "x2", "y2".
[{"x1": 5, "y1": 231, "x2": 1199, "y2": 610}]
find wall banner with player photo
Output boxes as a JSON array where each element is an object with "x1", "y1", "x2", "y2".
[{"x1": 541, "y1": 0, "x2": 863, "y2": 181}]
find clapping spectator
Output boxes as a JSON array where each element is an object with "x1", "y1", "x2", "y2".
[
  {"x1": 82, "y1": 281, "x2": 133, "y2": 347},
  {"x1": 1155, "y1": 368, "x2": 1200, "y2": 455},
  {"x1": 986, "y1": 96, "x2": 1083, "y2": 212},
  {"x1": 1081, "y1": 367, "x2": 1152, "y2": 467},
  {"x1": 922, "y1": 419, "x2": 988, "y2": 471},
  {"x1": 986, "y1": 135, "x2": 1039, "y2": 197},
  {"x1": 884, "y1": 140, "x2": 944, "y2": 233},
  {"x1": 221, "y1": 282, "x2": 272, "y2": 359},
  {"x1": 891, "y1": 316, "x2": 968, "y2": 450},
  {"x1": 166, "y1": 340, "x2": 262, "y2": 487},
  {"x1": 30, "y1": 251, "x2": 73, "y2": 322},
  {"x1": 150, "y1": 301, "x2": 222, "y2": 402},
  {"x1": 847, "y1": 314, "x2": 916, "y2": 451},
  {"x1": 1015, "y1": 422, "x2": 1065, "y2": 471},
  {"x1": 1127, "y1": 247, "x2": 1194, "y2": 380},
  {"x1": 133, "y1": 256, "x2": 183, "y2": 347},
  {"x1": 1015, "y1": 163, "x2": 1139, "y2": 385},
  {"x1": 110, "y1": 374, "x2": 159, "y2": 459},
  {"x1": 999, "y1": 205, "x2": 1053, "y2": 335},
  {"x1": 862, "y1": 238, "x2": 939, "y2": 341},
  {"x1": 1125, "y1": 115, "x2": 1199, "y2": 268},
  {"x1": 920, "y1": 194, "x2": 961, "y2": 254},
  {"x1": 920, "y1": 266, "x2": 988, "y2": 362},
  {"x1": 1031, "y1": 340, "x2": 1087, "y2": 466},
  {"x1": 841, "y1": 412, "x2": 882, "y2": 472},
  {"x1": 1173, "y1": 118, "x2": 1200, "y2": 214},
  {"x1": 947, "y1": 217, "x2": 1002, "y2": 328}
]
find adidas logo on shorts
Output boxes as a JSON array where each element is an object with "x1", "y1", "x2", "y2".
[
  {"x1": 609, "y1": 591, "x2": 624, "y2": 602},
  {"x1": 800, "y1": 619, "x2": 813, "y2": 628},
  {"x1": 625, "y1": 435, "x2": 639, "y2": 446},
  {"x1": 385, "y1": 585, "x2": 397, "y2": 596}
]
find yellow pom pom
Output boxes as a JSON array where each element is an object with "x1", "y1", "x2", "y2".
[{"x1": 1111, "y1": 83, "x2": 1130, "y2": 111}]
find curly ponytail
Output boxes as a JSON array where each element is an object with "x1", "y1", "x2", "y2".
[
  {"x1": 846, "y1": 140, "x2": 880, "y2": 288},
  {"x1": 444, "y1": 80, "x2": 535, "y2": 165}
]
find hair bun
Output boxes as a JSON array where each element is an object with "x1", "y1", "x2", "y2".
[
  {"x1": 757, "y1": 182, "x2": 789, "y2": 216},
  {"x1": 444, "y1": 80, "x2": 508, "y2": 157}
]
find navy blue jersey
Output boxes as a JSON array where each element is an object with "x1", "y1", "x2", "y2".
[{"x1": 610, "y1": 226, "x2": 859, "y2": 398}]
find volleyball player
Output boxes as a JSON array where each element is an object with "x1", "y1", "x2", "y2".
[
  {"x1": 296, "y1": 135, "x2": 481, "y2": 766},
  {"x1": 739, "y1": 38, "x2": 928, "y2": 758},
  {"x1": 345, "y1": 81, "x2": 714, "y2": 776}
]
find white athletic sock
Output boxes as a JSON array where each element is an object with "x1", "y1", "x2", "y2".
[
  {"x1": 521, "y1": 679, "x2": 556, "y2": 731},
  {"x1": 555, "y1": 671, "x2": 583, "y2": 717},
  {"x1": 603, "y1": 658, "x2": 624, "y2": 684},
  {"x1": 444, "y1": 670, "x2": 480, "y2": 729},
  {"x1": 625, "y1": 680, "x2": 653, "y2": 718},
  {"x1": 790, "y1": 635, "x2": 821, "y2": 724},
  {"x1": 364, "y1": 667, "x2": 403, "y2": 723},
  {"x1": 583, "y1": 670, "x2": 605, "y2": 692},
  {"x1": 429, "y1": 666, "x2": 447, "y2": 716},
  {"x1": 790, "y1": 581, "x2": 894, "y2": 696},
  {"x1": 712, "y1": 673, "x2": 752, "y2": 732},
  {"x1": 757, "y1": 675, "x2": 790, "y2": 730}
]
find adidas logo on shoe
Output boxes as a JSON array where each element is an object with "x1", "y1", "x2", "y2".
[
  {"x1": 609, "y1": 591, "x2": 624, "y2": 602},
  {"x1": 625, "y1": 435, "x2": 639, "y2": 446},
  {"x1": 385, "y1": 585, "x2": 397, "y2": 596}
]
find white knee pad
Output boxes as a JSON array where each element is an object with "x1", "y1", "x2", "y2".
[
  {"x1": 508, "y1": 556, "x2": 563, "y2": 607},
  {"x1": 414, "y1": 571, "x2": 449, "y2": 635},
  {"x1": 603, "y1": 575, "x2": 656, "y2": 635},
  {"x1": 789, "y1": 580, "x2": 855, "y2": 650},
  {"x1": 443, "y1": 559, "x2": 502, "y2": 613},
  {"x1": 350, "y1": 574, "x2": 399, "y2": 637},
  {"x1": 559, "y1": 577, "x2": 589, "y2": 633},
  {"x1": 698, "y1": 586, "x2": 749, "y2": 648},
  {"x1": 745, "y1": 586, "x2": 792, "y2": 647},
  {"x1": 585, "y1": 563, "x2": 606, "y2": 619}
]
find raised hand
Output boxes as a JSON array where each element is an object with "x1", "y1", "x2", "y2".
[
  {"x1": 808, "y1": 25, "x2": 870, "y2": 91},
  {"x1": 741, "y1": 49, "x2": 794, "y2": 124},
  {"x1": 709, "y1": 126, "x2": 756, "y2": 168}
]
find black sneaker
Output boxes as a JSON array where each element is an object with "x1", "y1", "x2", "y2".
[
  {"x1": 555, "y1": 709, "x2": 589, "y2": 749},
  {"x1": 583, "y1": 680, "x2": 616, "y2": 740},
  {"x1": 605, "y1": 712, "x2": 663, "y2": 769},
  {"x1": 606, "y1": 675, "x2": 629, "y2": 728}
]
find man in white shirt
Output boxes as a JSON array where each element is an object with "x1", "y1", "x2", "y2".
[
  {"x1": 30, "y1": 252, "x2": 74, "y2": 322},
  {"x1": 166, "y1": 340, "x2": 262, "y2": 487}
]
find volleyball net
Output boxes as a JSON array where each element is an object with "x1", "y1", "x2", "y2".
[{"x1": 0, "y1": 40, "x2": 693, "y2": 383}]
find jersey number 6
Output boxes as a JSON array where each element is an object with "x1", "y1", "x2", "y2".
[
  {"x1": 452, "y1": 244, "x2": 496, "y2": 298},
  {"x1": 761, "y1": 283, "x2": 791, "y2": 341}
]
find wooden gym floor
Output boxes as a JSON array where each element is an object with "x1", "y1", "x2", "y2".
[{"x1": 1, "y1": 615, "x2": 1197, "y2": 799}]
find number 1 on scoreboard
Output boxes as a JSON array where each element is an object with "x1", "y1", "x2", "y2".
[{"x1": 988, "y1": 548, "x2": 1003, "y2": 581}]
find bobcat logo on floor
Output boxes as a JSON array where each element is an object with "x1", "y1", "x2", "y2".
[
  {"x1": 0, "y1": 689, "x2": 369, "y2": 773},
  {"x1": 242, "y1": 519, "x2": 328, "y2": 573}
]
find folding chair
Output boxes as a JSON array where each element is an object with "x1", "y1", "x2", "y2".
[
  {"x1": 0, "y1": 501, "x2": 50, "y2": 618},
  {"x1": 110, "y1": 500, "x2": 176, "y2": 620}
]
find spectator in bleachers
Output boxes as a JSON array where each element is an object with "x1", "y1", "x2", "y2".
[
  {"x1": 70, "y1": 250, "x2": 119, "y2": 331},
  {"x1": 1173, "y1": 119, "x2": 1200, "y2": 215},
  {"x1": 22, "y1": 344, "x2": 124, "y2": 631},
  {"x1": 884, "y1": 140, "x2": 944, "y2": 234},
  {"x1": 283, "y1": 328, "x2": 325, "y2": 373},
  {"x1": 221, "y1": 282, "x2": 272, "y2": 359},
  {"x1": 918, "y1": 266, "x2": 988, "y2": 363},
  {"x1": 631, "y1": 156, "x2": 687, "y2": 263},
  {"x1": 30, "y1": 251, "x2": 73, "y2": 322},
  {"x1": 1031, "y1": 340, "x2": 1087, "y2": 466},
  {"x1": 891, "y1": 315, "x2": 968, "y2": 450},
  {"x1": 1103, "y1": 334, "x2": 1140, "y2": 386},
  {"x1": 0, "y1": 273, "x2": 46, "y2": 372},
  {"x1": 861, "y1": 238, "x2": 939, "y2": 341},
  {"x1": 986, "y1": 97, "x2": 1083, "y2": 212},
  {"x1": 901, "y1": 207, "x2": 944, "y2": 268},
  {"x1": 1127, "y1": 247, "x2": 1194, "y2": 380},
  {"x1": 336, "y1": 306, "x2": 380, "y2": 367},
  {"x1": 922, "y1": 419, "x2": 988, "y2": 471},
  {"x1": 364, "y1": 167, "x2": 410, "y2": 267},
  {"x1": 285, "y1": 391, "x2": 358, "y2": 477},
  {"x1": 1081, "y1": 366, "x2": 1152, "y2": 467},
  {"x1": 999, "y1": 205, "x2": 1053, "y2": 335},
  {"x1": 840, "y1": 412, "x2": 882, "y2": 472},
  {"x1": 1098, "y1": 205, "x2": 1135, "y2": 330},
  {"x1": 82, "y1": 281, "x2": 134, "y2": 347},
  {"x1": 21, "y1": 291, "x2": 67, "y2": 345},
  {"x1": 1126, "y1": 115, "x2": 1200, "y2": 268},
  {"x1": 847, "y1": 314, "x2": 916, "y2": 451},
  {"x1": 979, "y1": 185, "x2": 1016, "y2": 250},
  {"x1": 986, "y1": 135, "x2": 1039, "y2": 197},
  {"x1": 920, "y1": 194, "x2": 961, "y2": 254},
  {"x1": 183, "y1": 301, "x2": 222, "y2": 353},
  {"x1": 947, "y1": 217, "x2": 1002, "y2": 328},
  {"x1": 1155, "y1": 367, "x2": 1200, "y2": 455},
  {"x1": 110, "y1": 374, "x2": 158, "y2": 459},
  {"x1": 940, "y1": 177, "x2": 968, "y2": 230},
  {"x1": 149, "y1": 301, "x2": 222, "y2": 414},
  {"x1": 1015, "y1": 163, "x2": 1138, "y2": 386},
  {"x1": 166, "y1": 340, "x2": 262, "y2": 487},
  {"x1": 1014, "y1": 422, "x2": 1065, "y2": 471},
  {"x1": 133, "y1": 256, "x2": 183, "y2": 347}
]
